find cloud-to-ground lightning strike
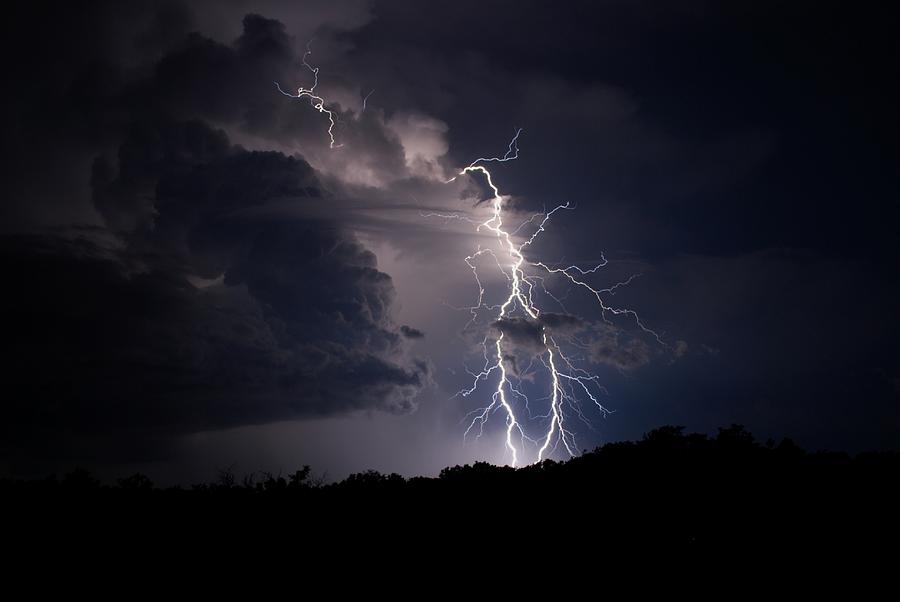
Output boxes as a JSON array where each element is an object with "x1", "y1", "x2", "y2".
[
  {"x1": 444, "y1": 130, "x2": 663, "y2": 466},
  {"x1": 275, "y1": 42, "x2": 343, "y2": 148}
]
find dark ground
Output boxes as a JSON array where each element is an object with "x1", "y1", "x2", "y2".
[{"x1": 6, "y1": 425, "x2": 899, "y2": 555}]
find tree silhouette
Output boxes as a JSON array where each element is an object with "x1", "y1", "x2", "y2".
[{"x1": 3, "y1": 425, "x2": 897, "y2": 550}]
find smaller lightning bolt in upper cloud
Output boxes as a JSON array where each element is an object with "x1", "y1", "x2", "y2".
[
  {"x1": 362, "y1": 89, "x2": 375, "y2": 112},
  {"x1": 275, "y1": 41, "x2": 343, "y2": 148}
]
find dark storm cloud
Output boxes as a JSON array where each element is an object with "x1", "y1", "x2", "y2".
[
  {"x1": 1, "y1": 144, "x2": 429, "y2": 456},
  {"x1": 493, "y1": 313, "x2": 655, "y2": 372},
  {"x1": 493, "y1": 317, "x2": 544, "y2": 352},
  {"x1": 604, "y1": 248, "x2": 900, "y2": 452},
  {"x1": 326, "y1": 0, "x2": 898, "y2": 454},
  {"x1": 0, "y1": 4, "x2": 433, "y2": 464},
  {"x1": 400, "y1": 325, "x2": 425, "y2": 339},
  {"x1": 537, "y1": 312, "x2": 586, "y2": 332},
  {"x1": 2, "y1": 0, "x2": 899, "y2": 479},
  {"x1": 337, "y1": 0, "x2": 898, "y2": 259},
  {"x1": 584, "y1": 324, "x2": 653, "y2": 372},
  {"x1": 0, "y1": 3, "x2": 411, "y2": 232},
  {"x1": 493, "y1": 312, "x2": 585, "y2": 351}
]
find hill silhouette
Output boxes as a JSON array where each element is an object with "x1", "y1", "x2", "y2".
[{"x1": 5, "y1": 425, "x2": 899, "y2": 551}]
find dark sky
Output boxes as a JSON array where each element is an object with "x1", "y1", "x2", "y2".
[{"x1": 2, "y1": 0, "x2": 898, "y2": 482}]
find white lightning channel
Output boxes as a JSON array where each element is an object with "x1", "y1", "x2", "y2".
[
  {"x1": 275, "y1": 41, "x2": 343, "y2": 148},
  {"x1": 441, "y1": 129, "x2": 662, "y2": 466},
  {"x1": 362, "y1": 89, "x2": 375, "y2": 112}
]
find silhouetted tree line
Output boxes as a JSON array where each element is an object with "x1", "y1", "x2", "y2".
[{"x1": 5, "y1": 425, "x2": 899, "y2": 549}]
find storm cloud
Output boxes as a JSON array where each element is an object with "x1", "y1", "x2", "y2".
[
  {"x1": 1, "y1": 0, "x2": 898, "y2": 479},
  {"x1": 0, "y1": 8, "x2": 432, "y2": 463}
]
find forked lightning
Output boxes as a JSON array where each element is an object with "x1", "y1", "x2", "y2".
[{"x1": 448, "y1": 130, "x2": 662, "y2": 466}]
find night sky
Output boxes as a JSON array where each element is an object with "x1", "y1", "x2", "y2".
[{"x1": 2, "y1": 0, "x2": 898, "y2": 483}]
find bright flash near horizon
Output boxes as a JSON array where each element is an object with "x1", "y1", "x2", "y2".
[
  {"x1": 275, "y1": 41, "x2": 343, "y2": 148},
  {"x1": 438, "y1": 129, "x2": 664, "y2": 466}
]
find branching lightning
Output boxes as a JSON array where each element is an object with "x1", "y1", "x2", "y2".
[
  {"x1": 271, "y1": 42, "x2": 659, "y2": 465},
  {"x1": 442, "y1": 129, "x2": 663, "y2": 466},
  {"x1": 275, "y1": 41, "x2": 343, "y2": 148}
]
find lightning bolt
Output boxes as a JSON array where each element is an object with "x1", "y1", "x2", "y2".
[
  {"x1": 362, "y1": 89, "x2": 375, "y2": 112},
  {"x1": 275, "y1": 41, "x2": 343, "y2": 148},
  {"x1": 444, "y1": 129, "x2": 663, "y2": 466}
]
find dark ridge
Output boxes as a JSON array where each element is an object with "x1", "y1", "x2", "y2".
[{"x1": 5, "y1": 424, "x2": 899, "y2": 553}]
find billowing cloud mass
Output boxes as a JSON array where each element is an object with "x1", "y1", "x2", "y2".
[
  {"x1": 1, "y1": 8, "x2": 433, "y2": 461},
  {"x1": 2, "y1": 0, "x2": 898, "y2": 478}
]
